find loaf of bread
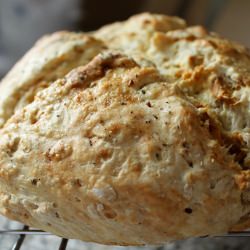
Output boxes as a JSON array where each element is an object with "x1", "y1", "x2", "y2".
[{"x1": 0, "y1": 13, "x2": 249, "y2": 245}]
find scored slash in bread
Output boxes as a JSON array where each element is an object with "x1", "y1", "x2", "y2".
[{"x1": 0, "y1": 13, "x2": 249, "y2": 245}]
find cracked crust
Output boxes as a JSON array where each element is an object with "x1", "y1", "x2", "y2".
[
  {"x1": 95, "y1": 12, "x2": 250, "y2": 172},
  {"x1": 0, "y1": 31, "x2": 106, "y2": 128},
  {"x1": 0, "y1": 53, "x2": 249, "y2": 245}
]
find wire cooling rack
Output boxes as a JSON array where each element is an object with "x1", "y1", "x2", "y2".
[
  {"x1": 1, "y1": 225, "x2": 250, "y2": 250},
  {"x1": 0, "y1": 225, "x2": 68, "y2": 250}
]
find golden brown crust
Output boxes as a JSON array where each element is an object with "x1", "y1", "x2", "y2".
[{"x1": 0, "y1": 13, "x2": 249, "y2": 245}]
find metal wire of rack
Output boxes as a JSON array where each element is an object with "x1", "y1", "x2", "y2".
[
  {"x1": 0, "y1": 225, "x2": 68, "y2": 250},
  {"x1": 1, "y1": 225, "x2": 250, "y2": 250}
]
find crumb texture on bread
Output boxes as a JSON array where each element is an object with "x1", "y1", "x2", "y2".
[{"x1": 0, "y1": 13, "x2": 249, "y2": 245}]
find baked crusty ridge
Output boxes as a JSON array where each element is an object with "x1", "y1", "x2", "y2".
[
  {"x1": 95, "y1": 13, "x2": 250, "y2": 170},
  {"x1": 0, "y1": 32, "x2": 106, "y2": 128},
  {"x1": 0, "y1": 13, "x2": 249, "y2": 244},
  {"x1": 0, "y1": 52, "x2": 249, "y2": 245}
]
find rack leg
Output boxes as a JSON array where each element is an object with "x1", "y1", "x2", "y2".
[
  {"x1": 11, "y1": 225, "x2": 29, "y2": 250},
  {"x1": 58, "y1": 238, "x2": 68, "y2": 250}
]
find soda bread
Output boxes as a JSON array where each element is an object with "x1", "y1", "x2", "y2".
[{"x1": 0, "y1": 13, "x2": 249, "y2": 245}]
